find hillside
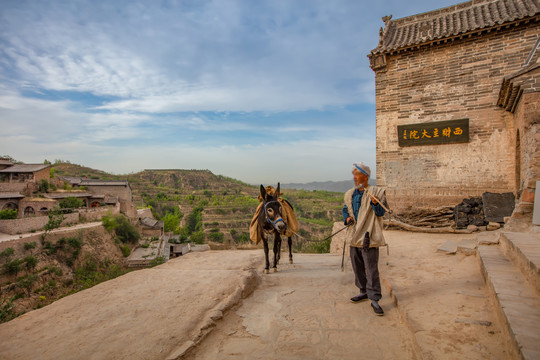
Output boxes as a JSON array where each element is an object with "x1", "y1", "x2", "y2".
[{"x1": 51, "y1": 162, "x2": 344, "y2": 251}]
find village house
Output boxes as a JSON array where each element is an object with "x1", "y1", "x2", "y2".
[
  {"x1": 0, "y1": 162, "x2": 50, "y2": 196},
  {"x1": 61, "y1": 177, "x2": 137, "y2": 217},
  {"x1": 368, "y1": 0, "x2": 540, "y2": 218}
]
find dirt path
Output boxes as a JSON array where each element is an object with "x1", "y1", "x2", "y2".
[
  {"x1": 185, "y1": 253, "x2": 418, "y2": 360},
  {"x1": 380, "y1": 231, "x2": 509, "y2": 360}
]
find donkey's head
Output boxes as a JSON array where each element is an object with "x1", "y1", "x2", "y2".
[{"x1": 260, "y1": 183, "x2": 287, "y2": 234}]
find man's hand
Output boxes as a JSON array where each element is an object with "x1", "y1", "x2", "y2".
[{"x1": 346, "y1": 217, "x2": 354, "y2": 225}]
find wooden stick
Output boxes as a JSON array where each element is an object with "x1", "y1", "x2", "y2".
[{"x1": 359, "y1": 184, "x2": 392, "y2": 214}]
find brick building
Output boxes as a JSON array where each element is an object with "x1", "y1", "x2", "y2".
[
  {"x1": 0, "y1": 163, "x2": 50, "y2": 195},
  {"x1": 368, "y1": 0, "x2": 540, "y2": 213}
]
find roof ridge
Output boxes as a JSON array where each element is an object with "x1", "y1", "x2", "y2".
[
  {"x1": 391, "y1": 0, "x2": 499, "y2": 24},
  {"x1": 369, "y1": 0, "x2": 540, "y2": 58}
]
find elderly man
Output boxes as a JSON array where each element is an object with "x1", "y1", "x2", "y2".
[{"x1": 343, "y1": 163, "x2": 387, "y2": 316}]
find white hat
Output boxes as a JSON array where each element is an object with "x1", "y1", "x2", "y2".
[{"x1": 352, "y1": 163, "x2": 371, "y2": 177}]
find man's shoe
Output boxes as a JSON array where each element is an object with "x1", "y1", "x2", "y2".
[
  {"x1": 371, "y1": 303, "x2": 384, "y2": 316},
  {"x1": 350, "y1": 294, "x2": 368, "y2": 303}
]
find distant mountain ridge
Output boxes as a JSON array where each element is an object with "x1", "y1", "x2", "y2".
[{"x1": 282, "y1": 179, "x2": 376, "y2": 193}]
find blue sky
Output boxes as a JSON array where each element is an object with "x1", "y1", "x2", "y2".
[{"x1": 0, "y1": 0, "x2": 458, "y2": 183}]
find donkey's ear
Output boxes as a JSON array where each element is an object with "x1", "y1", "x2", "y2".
[
  {"x1": 275, "y1": 183, "x2": 280, "y2": 199},
  {"x1": 260, "y1": 185, "x2": 267, "y2": 200}
]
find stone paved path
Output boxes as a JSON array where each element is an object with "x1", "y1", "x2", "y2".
[{"x1": 185, "y1": 254, "x2": 417, "y2": 360}]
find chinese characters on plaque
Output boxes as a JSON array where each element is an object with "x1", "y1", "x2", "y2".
[{"x1": 397, "y1": 119, "x2": 469, "y2": 147}]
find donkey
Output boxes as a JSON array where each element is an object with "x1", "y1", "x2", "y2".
[{"x1": 257, "y1": 183, "x2": 294, "y2": 274}]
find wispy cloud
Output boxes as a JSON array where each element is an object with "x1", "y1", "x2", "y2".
[{"x1": 0, "y1": 0, "x2": 458, "y2": 182}]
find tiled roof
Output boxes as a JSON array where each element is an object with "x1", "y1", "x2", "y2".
[
  {"x1": 0, "y1": 159, "x2": 13, "y2": 166},
  {"x1": 61, "y1": 176, "x2": 129, "y2": 187},
  {"x1": 140, "y1": 217, "x2": 162, "y2": 228},
  {"x1": 371, "y1": 0, "x2": 540, "y2": 54},
  {"x1": 45, "y1": 192, "x2": 92, "y2": 199},
  {"x1": 80, "y1": 179, "x2": 129, "y2": 186},
  {"x1": 0, "y1": 164, "x2": 50, "y2": 173},
  {"x1": 0, "y1": 193, "x2": 25, "y2": 199}
]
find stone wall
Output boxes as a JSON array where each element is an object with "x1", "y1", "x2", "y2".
[
  {"x1": 79, "y1": 204, "x2": 120, "y2": 222},
  {"x1": 0, "y1": 213, "x2": 79, "y2": 235},
  {"x1": 514, "y1": 91, "x2": 540, "y2": 203},
  {"x1": 0, "y1": 205, "x2": 119, "y2": 234},
  {"x1": 374, "y1": 23, "x2": 540, "y2": 212}
]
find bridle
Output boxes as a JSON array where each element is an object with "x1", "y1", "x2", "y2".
[{"x1": 263, "y1": 200, "x2": 287, "y2": 229}]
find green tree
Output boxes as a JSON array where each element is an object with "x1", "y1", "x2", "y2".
[
  {"x1": 163, "y1": 213, "x2": 180, "y2": 233},
  {"x1": 101, "y1": 214, "x2": 140, "y2": 244},
  {"x1": 41, "y1": 208, "x2": 65, "y2": 242},
  {"x1": 59, "y1": 197, "x2": 85, "y2": 209}
]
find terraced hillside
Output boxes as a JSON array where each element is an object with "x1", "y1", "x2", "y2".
[{"x1": 52, "y1": 162, "x2": 344, "y2": 252}]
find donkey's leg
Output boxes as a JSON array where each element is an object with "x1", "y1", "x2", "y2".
[
  {"x1": 276, "y1": 235, "x2": 282, "y2": 264},
  {"x1": 288, "y1": 236, "x2": 293, "y2": 264},
  {"x1": 272, "y1": 233, "x2": 281, "y2": 272},
  {"x1": 263, "y1": 237, "x2": 270, "y2": 274}
]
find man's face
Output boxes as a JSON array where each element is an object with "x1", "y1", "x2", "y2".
[{"x1": 353, "y1": 170, "x2": 368, "y2": 187}]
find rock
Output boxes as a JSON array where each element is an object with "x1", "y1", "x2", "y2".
[
  {"x1": 190, "y1": 244, "x2": 211, "y2": 252},
  {"x1": 458, "y1": 239, "x2": 477, "y2": 255},
  {"x1": 477, "y1": 226, "x2": 487, "y2": 231},
  {"x1": 466, "y1": 224, "x2": 478, "y2": 232},
  {"x1": 457, "y1": 204, "x2": 472, "y2": 213},
  {"x1": 477, "y1": 232, "x2": 500, "y2": 245},
  {"x1": 438, "y1": 240, "x2": 458, "y2": 254},
  {"x1": 455, "y1": 212, "x2": 469, "y2": 229},
  {"x1": 468, "y1": 213, "x2": 488, "y2": 227},
  {"x1": 486, "y1": 222, "x2": 501, "y2": 231},
  {"x1": 482, "y1": 192, "x2": 516, "y2": 222}
]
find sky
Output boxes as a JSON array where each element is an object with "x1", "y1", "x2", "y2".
[{"x1": 0, "y1": 0, "x2": 458, "y2": 184}]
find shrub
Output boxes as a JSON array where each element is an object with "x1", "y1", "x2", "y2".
[
  {"x1": 0, "y1": 209, "x2": 18, "y2": 220},
  {"x1": 38, "y1": 179, "x2": 49, "y2": 193},
  {"x1": 59, "y1": 197, "x2": 84, "y2": 209},
  {"x1": 17, "y1": 274, "x2": 38, "y2": 293},
  {"x1": 67, "y1": 237, "x2": 83, "y2": 250},
  {"x1": 0, "y1": 296, "x2": 18, "y2": 323},
  {"x1": 207, "y1": 232, "x2": 224, "y2": 243},
  {"x1": 190, "y1": 231, "x2": 205, "y2": 244},
  {"x1": 149, "y1": 256, "x2": 165, "y2": 267},
  {"x1": 120, "y1": 245, "x2": 131, "y2": 257},
  {"x1": 23, "y1": 256, "x2": 38, "y2": 271},
  {"x1": 24, "y1": 242, "x2": 37, "y2": 251},
  {"x1": 48, "y1": 266, "x2": 63, "y2": 276},
  {"x1": 0, "y1": 247, "x2": 15, "y2": 260},
  {"x1": 102, "y1": 214, "x2": 140, "y2": 244},
  {"x1": 3, "y1": 259, "x2": 23, "y2": 276}
]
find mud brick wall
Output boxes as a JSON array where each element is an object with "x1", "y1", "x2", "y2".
[{"x1": 374, "y1": 23, "x2": 540, "y2": 212}]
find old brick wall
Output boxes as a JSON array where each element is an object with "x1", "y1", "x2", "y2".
[{"x1": 375, "y1": 23, "x2": 540, "y2": 212}]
